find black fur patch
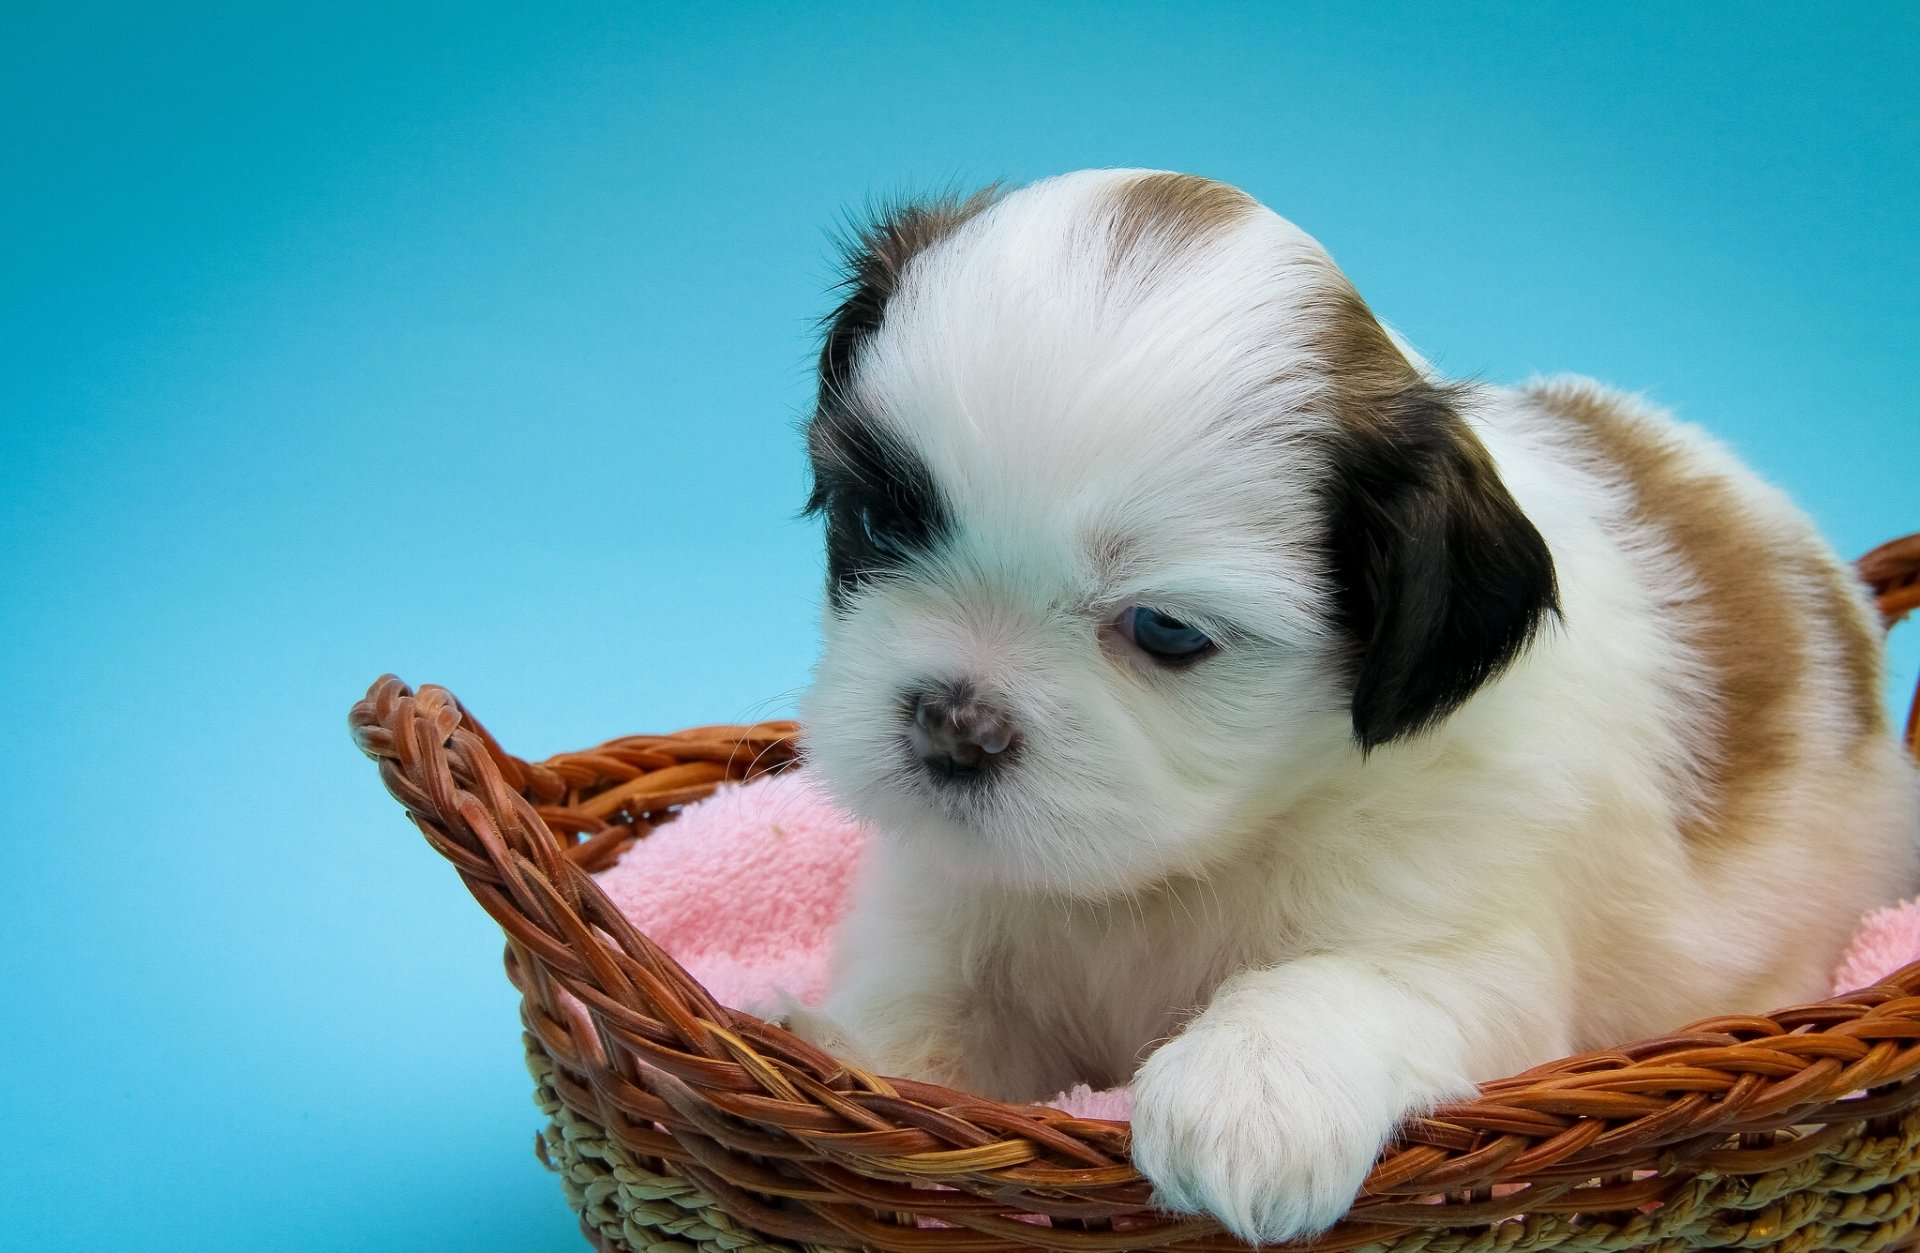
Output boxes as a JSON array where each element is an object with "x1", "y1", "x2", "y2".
[
  {"x1": 805, "y1": 406, "x2": 950, "y2": 609},
  {"x1": 1324, "y1": 383, "x2": 1560, "y2": 750},
  {"x1": 815, "y1": 189, "x2": 1000, "y2": 405},
  {"x1": 803, "y1": 192, "x2": 996, "y2": 609}
]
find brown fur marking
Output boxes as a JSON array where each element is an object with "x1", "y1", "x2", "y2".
[
  {"x1": 1105, "y1": 173, "x2": 1253, "y2": 266},
  {"x1": 1527, "y1": 379, "x2": 1843, "y2": 851},
  {"x1": 1800, "y1": 549, "x2": 1889, "y2": 741},
  {"x1": 1314, "y1": 283, "x2": 1430, "y2": 432}
]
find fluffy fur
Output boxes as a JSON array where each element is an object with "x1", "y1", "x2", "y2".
[{"x1": 790, "y1": 169, "x2": 1920, "y2": 1242}]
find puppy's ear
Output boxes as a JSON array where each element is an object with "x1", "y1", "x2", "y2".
[
  {"x1": 1319, "y1": 294, "x2": 1559, "y2": 752},
  {"x1": 816, "y1": 187, "x2": 1002, "y2": 403},
  {"x1": 805, "y1": 189, "x2": 997, "y2": 607}
]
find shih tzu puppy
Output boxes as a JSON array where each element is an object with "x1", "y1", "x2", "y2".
[{"x1": 789, "y1": 169, "x2": 1920, "y2": 1242}]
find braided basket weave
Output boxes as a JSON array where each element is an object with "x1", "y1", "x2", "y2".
[{"x1": 353, "y1": 534, "x2": 1920, "y2": 1253}]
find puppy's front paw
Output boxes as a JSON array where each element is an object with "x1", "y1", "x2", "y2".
[
  {"x1": 1130, "y1": 1024, "x2": 1400, "y2": 1244},
  {"x1": 736, "y1": 989, "x2": 875, "y2": 1066}
]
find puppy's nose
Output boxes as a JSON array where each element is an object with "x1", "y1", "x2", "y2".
[{"x1": 906, "y1": 683, "x2": 1018, "y2": 782}]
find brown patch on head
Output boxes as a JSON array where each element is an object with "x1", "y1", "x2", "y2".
[
  {"x1": 818, "y1": 187, "x2": 1002, "y2": 400},
  {"x1": 1526, "y1": 379, "x2": 1880, "y2": 852},
  {"x1": 1104, "y1": 173, "x2": 1253, "y2": 268},
  {"x1": 1312, "y1": 283, "x2": 1429, "y2": 433}
]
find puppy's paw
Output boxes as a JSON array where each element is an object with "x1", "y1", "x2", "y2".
[
  {"x1": 734, "y1": 986, "x2": 802, "y2": 1027},
  {"x1": 1129, "y1": 1023, "x2": 1400, "y2": 1244},
  {"x1": 759, "y1": 995, "x2": 879, "y2": 1069}
]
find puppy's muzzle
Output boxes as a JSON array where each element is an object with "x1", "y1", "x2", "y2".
[{"x1": 904, "y1": 682, "x2": 1019, "y2": 784}]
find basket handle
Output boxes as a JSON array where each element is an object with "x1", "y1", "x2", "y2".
[
  {"x1": 1859, "y1": 533, "x2": 1920, "y2": 758},
  {"x1": 349, "y1": 676, "x2": 780, "y2": 1074}
]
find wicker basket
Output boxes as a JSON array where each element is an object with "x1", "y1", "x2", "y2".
[{"x1": 352, "y1": 534, "x2": 1920, "y2": 1253}]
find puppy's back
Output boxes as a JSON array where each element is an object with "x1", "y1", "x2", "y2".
[{"x1": 1522, "y1": 376, "x2": 1917, "y2": 1010}]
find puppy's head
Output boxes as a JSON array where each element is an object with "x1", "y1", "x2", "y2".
[{"x1": 799, "y1": 170, "x2": 1555, "y2": 897}]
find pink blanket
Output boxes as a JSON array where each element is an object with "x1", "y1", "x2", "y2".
[{"x1": 592, "y1": 769, "x2": 1920, "y2": 1118}]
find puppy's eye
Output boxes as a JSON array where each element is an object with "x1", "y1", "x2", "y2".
[
  {"x1": 854, "y1": 500, "x2": 917, "y2": 552},
  {"x1": 1119, "y1": 606, "x2": 1215, "y2": 663}
]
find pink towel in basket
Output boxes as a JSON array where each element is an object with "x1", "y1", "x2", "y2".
[{"x1": 592, "y1": 768, "x2": 1920, "y2": 1119}]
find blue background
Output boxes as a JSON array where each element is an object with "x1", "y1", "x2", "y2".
[{"x1": 5, "y1": 4, "x2": 1915, "y2": 1249}]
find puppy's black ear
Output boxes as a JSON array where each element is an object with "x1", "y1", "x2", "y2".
[
  {"x1": 805, "y1": 189, "x2": 998, "y2": 608},
  {"x1": 816, "y1": 187, "x2": 1002, "y2": 405},
  {"x1": 1320, "y1": 299, "x2": 1558, "y2": 751}
]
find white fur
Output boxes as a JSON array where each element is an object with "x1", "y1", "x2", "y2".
[{"x1": 792, "y1": 170, "x2": 1920, "y2": 1242}]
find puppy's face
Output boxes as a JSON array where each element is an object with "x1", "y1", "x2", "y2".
[{"x1": 799, "y1": 171, "x2": 1555, "y2": 898}]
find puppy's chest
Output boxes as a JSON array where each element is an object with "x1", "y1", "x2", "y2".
[{"x1": 980, "y1": 889, "x2": 1277, "y2": 1069}]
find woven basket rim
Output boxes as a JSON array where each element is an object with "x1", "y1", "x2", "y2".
[{"x1": 350, "y1": 534, "x2": 1920, "y2": 1252}]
